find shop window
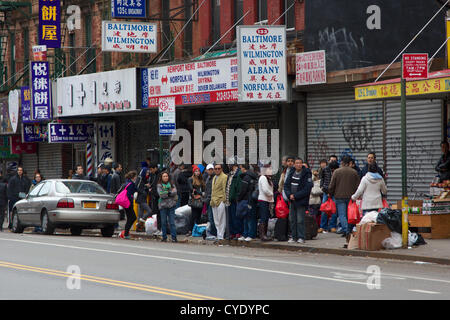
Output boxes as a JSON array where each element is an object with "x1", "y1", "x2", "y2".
[{"x1": 257, "y1": 0, "x2": 267, "y2": 23}]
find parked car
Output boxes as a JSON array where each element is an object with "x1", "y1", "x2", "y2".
[{"x1": 10, "y1": 179, "x2": 120, "y2": 237}]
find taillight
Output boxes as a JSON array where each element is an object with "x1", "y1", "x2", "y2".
[
  {"x1": 106, "y1": 201, "x2": 119, "y2": 210},
  {"x1": 57, "y1": 198, "x2": 74, "y2": 208}
]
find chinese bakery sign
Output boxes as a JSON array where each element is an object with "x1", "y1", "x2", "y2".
[
  {"x1": 39, "y1": 0, "x2": 61, "y2": 48},
  {"x1": 237, "y1": 26, "x2": 287, "y2": 102},
  {"x1": 142, "y1": 57, "x2": 238, "y2": 108},
  {"x1": 30, "y1": 61, "x2": 52, "y2": 121},
  {"x1": 56, "y1": 68, "x2": 138, "y2": 117}
]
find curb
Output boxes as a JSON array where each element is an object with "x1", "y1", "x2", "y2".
[{"x1": 82, "y1": 230, "x2": 450, "y2": 266}]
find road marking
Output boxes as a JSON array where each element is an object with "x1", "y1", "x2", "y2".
[
  {"x1": 408, "y1": 289, "x2": 441, "y2": 295},
  {"x1": 0, "y1": 237, "x2": 369, "y2": 286},
  {"x1": 0, "y1": 260, "x2": 221, "y2": 300},
  {"x1": 12, "y1": 234, "x2": 449, "y2": 286}
]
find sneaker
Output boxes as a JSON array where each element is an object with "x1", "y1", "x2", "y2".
[
  {"x1": 118, "y1": 231, "x2": 125, "y2": 239},
  {"x1": 288, "y1": 238, "x2": 295, "y2": 243},
  {"x1": 330, "y1": 228, "x2": 337, "y2": 233},
  {"x1": 238, "y1": 236, "x2": 246, "y2": 241},
  {"x1": 171, "y1": 238, "x2": 178, "y2": 243},
  {"x1": 322, "y1": 230, "x2": 328, "y2": 234},
  {"x1": 297, "y1": 239, "x2": 305, "y2": 244},
  {"x1": 317, "y1": 228, "x2": 324, "y2": 233},
  {"x1": 244, "y1": 237, "x2": 253, "y2": 242},
  {"x1": 139, "y1": 218, "x2": 146, "y2": 223},
  {"x1": 155, "y1": 230, "x2": 162, "y2": 236}
]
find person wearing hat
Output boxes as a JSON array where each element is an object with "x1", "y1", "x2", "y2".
[{"x1": 177, "y1": 164, "x2": 193, "y2": 207}]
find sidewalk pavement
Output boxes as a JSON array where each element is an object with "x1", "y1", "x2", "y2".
[{"x1": 82, "y1": 226, "x2": 450, "y2": 266}]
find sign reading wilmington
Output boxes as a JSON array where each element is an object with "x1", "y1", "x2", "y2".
[{"x1": 102, "y1": 21, "x2": 157, "y2": 53}]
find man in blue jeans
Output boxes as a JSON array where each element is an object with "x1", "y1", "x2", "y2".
[{"x1": 328, "y1": 156, "x2": 360, "y2": 242}]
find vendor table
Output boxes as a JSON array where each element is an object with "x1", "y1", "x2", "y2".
[{"x1": 408, "y1": 213, "x2": 450, "y2": 239}]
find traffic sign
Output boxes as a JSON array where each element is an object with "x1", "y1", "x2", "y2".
[{"x1": 402, "y1": 53, "x2": 428, "y2": 79}]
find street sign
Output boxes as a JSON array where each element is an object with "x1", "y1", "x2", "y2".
[
  {"x1": 402, "y1": 53, "x2": 428, "y2": 79},
  {"x1": 296, "y1": 50, "x2": 327, "y2": 86},
  {"x1": 48, "y1": 123, "x2": 94, "y2": 143},
  {"x1": 159, "y1": 98, "x2": 176, "y2": 136}
]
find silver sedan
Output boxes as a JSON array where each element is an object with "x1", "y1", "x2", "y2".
[{"x1": 10, "y1": 179, "x2": 120, "y2": 237}]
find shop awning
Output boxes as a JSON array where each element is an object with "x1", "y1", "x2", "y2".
[
  {"x1": 193, "y1": 49, "x2": 237, "y2": 61},
  {"x1": 354, "y1": 69, "x2": 450, "y2": 101}
]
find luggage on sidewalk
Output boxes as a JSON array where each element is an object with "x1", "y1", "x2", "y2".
[
  {"x1": 305, "y1": 213, "x2": 318, "y2": 240},
  {"x1": 274, "y1": 217, "x2": 288, "y2": 241}
]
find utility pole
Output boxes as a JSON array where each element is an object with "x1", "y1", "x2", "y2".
[{"x1": 400, "y1": 58, "x2": 408, "y2": 248}]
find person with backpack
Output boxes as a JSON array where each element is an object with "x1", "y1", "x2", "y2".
[
  {"x1": 118, "y1": 171, "x2": 138, "y2": 239},
  {"x1": 257, "y1": 164, "x2": 274, "y2": 242},
  {"x1": 237, "y1": 164, "x2": 258, "y2": 241},
  {"x1": 284, "y1": 157, "x2": 313, "y2": 244},
  {"x1": 157, "y1": 171, "x2": 178, "y2": 242}
]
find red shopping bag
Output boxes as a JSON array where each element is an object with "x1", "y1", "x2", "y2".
[
  {"x1": 382, "y1": 198, "x2": 390, "y2": 208},
  {"x1": 275, "y1": 194, "x2": 289, "y2": 219},
  {"x1": 320, "y1": 198, "x2": 336, "y2": 217},
  {"x1": 347, "y1": 200, "x2": 362, "y2": 225}
]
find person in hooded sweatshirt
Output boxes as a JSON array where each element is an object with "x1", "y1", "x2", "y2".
[{"x1": 351, "y1": 163, "x2": 387, "y2": 217}]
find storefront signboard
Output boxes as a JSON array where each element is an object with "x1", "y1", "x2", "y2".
[
  {"x1": 97, "y1": 122, "x2": 116, "y2": 163},
  {"x1": 56, "y1": 68, "x2": 138, "y2": 117},
  {"x1": 237, "y1": 25, "x2": 288, "y2": 102},
  {"x1": 21, "y1": 86, "x2": 33, "y2": 123},
  {"x1": 10, "y1": 135, "x2": 37, "y2": 154},
  {"x1": 48, "y1": 123, "x2": 94, "y2": 143},
  {"x1": 0, "y1": 136, "x2": 19, "y2": 158},
  {"x1": 38, "y1": 0, "x2": 61, "y2": 48},
  {"x1": 8, "y1": 90, "x2": 19, "y2": 133},
  {"x1": 111, "y1": 0, "x2": 146, "y2": 18},
  {"x1": 30, "y1": 61, "x2": 52, "y2": 121},
  {"x1": 23, "y1": 123, "x2": 48, "y2": 143},
  {"x1": 296, "y1": 50, "x2": 327, "y2": 86},
  {"x1": 144, "y1": 57, "x2": 238, "y2": 108},
  {"x1": 102, "y1": 21, "x2": 157, "y2": 53}
]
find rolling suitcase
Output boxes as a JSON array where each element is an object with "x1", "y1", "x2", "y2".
[
  {"x1": 305, "y1": 213, "x2": 318, "y2": 240},
  {"x1": 274, "y1": 218, "x2": 289, "y2": 241}
]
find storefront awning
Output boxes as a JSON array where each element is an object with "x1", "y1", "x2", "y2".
[{"x1": 354, "y1": 69, "x2": 450, "y2": 101}]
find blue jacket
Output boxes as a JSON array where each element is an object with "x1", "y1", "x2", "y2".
[{"x1": 283, "y1": 167, "x2": 313, "y2": 207}]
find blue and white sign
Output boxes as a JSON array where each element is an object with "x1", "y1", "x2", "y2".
[
  {"x1": 111, "y1": 0, "x2": 146, "y2": 18},
  {"x1": 30, "y1": 61, "x2": 52, "y2": 121},
  {"x1": 48, "y1": 123, "x2": 94, "y2": 143},
  {"x1": 237, "y1": 25, "x2": 288, "y2": 102},
  {"x1": 159, "y1": 98, "x2": 176, "y2": 136},
  {"x1": 102, "y1": 21, "x2": 157, "y2": 53}
]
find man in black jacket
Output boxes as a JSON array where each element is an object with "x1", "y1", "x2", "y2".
[
  {"x1": 110, "y1": 163, "x2": 123, "y2": 195},
  {"x1": 237, "y1": 164, "x2": 259, "y2": 241},
  {"x1": 7, "y1": 166, "x2": 31, "y2": 229},
  {"x1": 360, "y1": 152, "x2": 384, "y2": 179},
  {"x1": 177, "y1": 164, "x2": 193, "y2": 207},
  {"x1": 0, "y1": 171, "x2": 8, "y2": 231},
  {"x1": 148, "y1": 163, "x2": 161, "y2": 232},
  {"x1": 72, "y1": 165, "x2": 89, "y2": 180}
]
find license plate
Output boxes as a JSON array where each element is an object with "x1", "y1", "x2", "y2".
[{"x1": 83, "y1": 202, "x2": 96, "y2": 209}]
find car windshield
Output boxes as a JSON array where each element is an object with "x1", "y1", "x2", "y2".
[{"x1": 55, "y1": 181, "x2": 106, "y2": 195}]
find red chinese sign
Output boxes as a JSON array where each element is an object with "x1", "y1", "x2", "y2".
[{"x1": 402, "y1": 54, "x2": 428, "y2": 79}]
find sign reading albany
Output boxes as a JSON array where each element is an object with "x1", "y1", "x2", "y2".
[{"x1": 237, "y1": 25, "x2": 288, "y2": 102}]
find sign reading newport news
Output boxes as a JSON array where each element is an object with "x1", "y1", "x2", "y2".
[
  {"x1": 102, "y1": 21, "x2": 157, "y2": 53},
  {"x1": 111, "y1": 0, "x2": 146, "y2": 18},
  {"x1": 237, "y1": 25, "x2": 287, "y2": 102}
]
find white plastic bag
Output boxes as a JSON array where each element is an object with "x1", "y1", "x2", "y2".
[
  {"x1": 145, "y1": 214, "x2": 158, "y2": 235},
  {"x1": 359, "y1": 211, "x2": 379, "y2": 225},
  {"x1": 408, "y1": 231, "x2": 419, "y2": 246},
  {"x1": 381, "y1": 231, "x2": 402, "y2": 249},
  {"x1": 267, "y1": 218, "x2": 277, "y2": 238},
  {"x1": 175, "y1": 204, "x2": 192, "y2": 217}
]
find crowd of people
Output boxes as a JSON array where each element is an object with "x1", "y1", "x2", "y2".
[{"x1": 0, "y1": 152, "x2": 389, "y2": 248}]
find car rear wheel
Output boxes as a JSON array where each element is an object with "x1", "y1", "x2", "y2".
[
  {"x1": 101, "y1": 225, "x2": 115, "y2": 237},
  {"x1": 11, "y1": 210, "x2": 24, "y2": 233},
  {"x1": 41, "y1": 210, "x2": 55, "y2": 235},
  {"x1": 70, "y1": 227, "x2": 82, "y2": 236}
]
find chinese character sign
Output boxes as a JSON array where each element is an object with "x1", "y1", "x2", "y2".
[
  {"x1": 23, "y1": 123, "x2": 48, "y2": 143},
  {"x1": 21, "y1": 86, "x2": 33, "y2": 123},
  {"x1": 10, "y1": 135, "x2": 37, "y2": 155},
  {"x1": 39, "y1": 0, "x2": 61, "y2": 48},
  {"x1": 48, "y1": 123, "x2": 94, "y2": 143},
  {"x1": 296, "y1": 50, "x2": 327, "y2": 86},
  {"x1": 97, "y1": 122, "x2": 116, "y2": 163},
  {"x1": 102, "y1": 21, "x2": 157, "y2": 53},
  {"x1": 237, "y1": 26, "x2": 288, "y2": 102},
  {"x1": 112, "y1": 0, "x2": 146, "y2": 18},
  {"x1": 30, "y1": 61, "x2": 52, "y2": 121}
]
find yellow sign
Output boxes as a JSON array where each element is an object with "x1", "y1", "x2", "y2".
[
  {"x1": 355, "y1": 76, "x2": 450, "y2": 100},
  {"x1": 447, "y1": 18, "x2": 450, "y2": 69}
]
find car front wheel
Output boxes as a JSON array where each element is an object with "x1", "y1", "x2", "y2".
[{"x1": 11, "y1": 210, "x2": 24, "y2": 233}]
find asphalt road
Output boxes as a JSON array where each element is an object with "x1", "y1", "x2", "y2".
[{"x1": 0, "y1": 230, "x2": 449, "y2": 300}]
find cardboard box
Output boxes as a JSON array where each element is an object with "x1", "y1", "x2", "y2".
[{"x1": 357, "y1": 223, "x2": 391, "y2": 251}]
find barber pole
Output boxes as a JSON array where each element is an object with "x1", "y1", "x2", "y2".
[{"x1": 86, "y1": 143, "x2": 93, "y2": 176}]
